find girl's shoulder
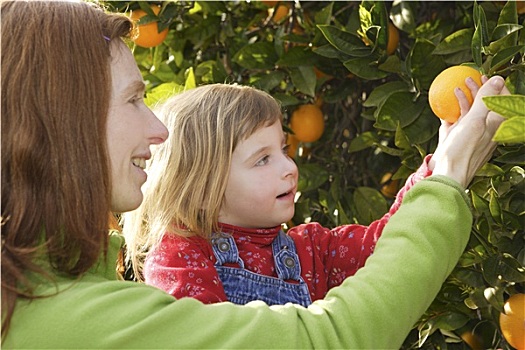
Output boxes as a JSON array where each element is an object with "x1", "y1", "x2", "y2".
[
  {"x1": 159, "y1": 232, "x2": 213, "y2": 254},
  {"x1": 286, "y1": 222, "x2": 330, "y2": 239}
]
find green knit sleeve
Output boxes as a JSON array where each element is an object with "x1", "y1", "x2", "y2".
[{"x1": 5, "y1": 176, "x2": 472, "y2": 349}]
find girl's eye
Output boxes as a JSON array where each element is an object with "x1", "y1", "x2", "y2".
[
  {"x1": 255, "y1": 155, "x2": 270, "y2": 167},
  {"x1": 282, "y1": 144, "x2": 291, "y2": 155}
]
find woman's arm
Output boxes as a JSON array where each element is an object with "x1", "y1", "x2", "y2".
[{"x1": 6, "y1": 177, "x2": 471, "y2": 349}]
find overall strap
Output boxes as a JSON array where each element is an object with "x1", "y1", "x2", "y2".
[
  {"x1": 272, "y1": 230, "x2": 302, "y2": 281},
  {"x1": 211, "y1": 233, "x2": 245, "y2": 268}
]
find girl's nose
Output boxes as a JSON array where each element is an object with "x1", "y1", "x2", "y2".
[{"x1": 282, "y1": 154, "x2": 298, "y2": 179}]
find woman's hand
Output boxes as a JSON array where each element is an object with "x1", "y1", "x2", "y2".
[{"x1": 429, "y1": 75, "x2": 509, "y2": 188}]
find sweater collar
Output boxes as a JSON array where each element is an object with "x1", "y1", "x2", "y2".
[{"x1": 218, "y1": 223, "x2": 281, "y2": 245}]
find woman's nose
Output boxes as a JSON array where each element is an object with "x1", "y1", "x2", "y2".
[{"x1": 149, "y1": 113, "x2": 169, "y2": 145}]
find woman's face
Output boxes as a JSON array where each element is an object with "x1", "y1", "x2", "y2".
[{"x1": 106, "y1": 41, "x2": 168, "y2": 213}]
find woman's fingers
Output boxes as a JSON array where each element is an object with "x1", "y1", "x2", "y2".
[
  {"x1": 466, "y1": 75, "x2": 506, "y2": 121},
  {"x1": 455, "y1": 87, "x2": 471, "y2": 119},
  {"x1": 454, "y1": 75, "x2": 484, "y2": 126}
]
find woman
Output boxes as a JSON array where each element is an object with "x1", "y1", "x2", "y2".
[{"x1": 1, "y1": 1, "x2": 507, "y2": 349}]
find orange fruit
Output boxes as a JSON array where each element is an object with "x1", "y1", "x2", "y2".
[
  {"x1": 380, "y1": 172, "x2": 400, "y2": 198},
  {"x1": 428, "y1": 66, "x2": 482, "y2": 124},
  {"x1": 130, "y1": 5, "x2": 168, "y2": 48},
  {"x1": 499, "y1": 293, "x2": 525, "y2": 350},
  {"x1": 518, "y1": 0, "x2": 525, "y2": 14},
  {"x1": 290, "y1": 104, "x2": 325, "y2": 143},
  {"x1": 314, "y1": 67, "x2": 333, "y2": 81},
  {"x1": 460, "y1": 331, "x2": 483, "y2": 350},
  {"x1": 314, "y1": 95, "x2": 324, "y2": 108},
  {"x1": 386, "y1": 22, "x2": 399, "y2": 55},
  {"x1": 261, "y1": 0, "x2": 279, "y2": 6},
  {"x1": 286, "y1": 132, "x2": 299, "y2": 158},
  {"x1": 271, "y1": 3, "x2": 290, "y2": 23}
]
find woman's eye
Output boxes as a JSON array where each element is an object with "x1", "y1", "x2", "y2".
[
  {"x1": 255, "y1": 155, "x2": 269, "y2": 166},
  {"x1": 129, "y1": 95, "x2": 144, "y2": 104}
]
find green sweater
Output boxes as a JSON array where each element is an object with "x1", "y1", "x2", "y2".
[{"x1": 5, "y1": 176, "x2": 471, "y2": 349}]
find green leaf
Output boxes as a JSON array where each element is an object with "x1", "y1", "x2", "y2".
[
  {"x1": 493, "y1": 117, "x2": 525, "y2": 144},
  {"x1": 312, "y1": 44, "x2": 348, "y2": 60},
  {"x1": 374, "y1": 92, "x2": 426, "y2": 131},
  {"x1": 144, "y1": 82, "x2": 184, "y2": 108},
  {"x1": 394, "y1": 123, "x2": 411, "y2": 149},
  {"x1": 314, "y1": 2, "x2": 333, "y2": 26},
  {"x1": 482, "y1": 254, "x2": 525, "y2": 285},
  {"x1": 184, "y1": 67, "x2": 196, "y2": 90},
  {"x1": 348, "y1": 131, "x2": 378, "y2": 153},
  {"x1": 289, "y1": 66, "x2": 316, "y2": 98},
  {"x1": 471, "y1": 191, "x2": 489, "y2": 215},
  {"x1": 433, "y1": 28, "x2": 474, "y2": 55},
  {"x1": 489, "y1": 45, "x2": 525, "y2": 73},
  {"x1": 508, "y1": 166, "x2": 525, "y2": 186},
  {"x1": 317, "y1": 25, "x2": 373, "y2": 57},
  {"x1": 362, "y1": 81, "x2": 409, "y2": 108},
  {"x1": 343, "y1": 57, "x2": 388, "y2": 80},
  {"x1": 506, "y1": 70, "x2": 525, "y2": 95},
  {"x1": 232, "y1": 42, "x2": 278, "y2": 70},
  {"x1": 252, "y1": 71, "x2": 286, "y2": 92},
  {"x1": 492, "y1": 24, "x2": 522, "y2": 41},
  {"x1": 402, "y1": 106, "x2": 441, "y2": 144},
  {"x1": 277, "y1": 46, "x2": 317, "y2": 67},
  {"x1": 390, "y1": 1, "x2": 416, "y2": 32},
  {"x1": 273, "y1": 93, "x2": 300, "y2": 107},
  {"x1": 476, "y1": 163, "x2": 505, "y2": 177},
  {"x1": 489, "y1": 190, "x2": 502, "y2": 223},
  {"x1": 297, "y1": 164, "x2": 329, "y2": 193},
  {"x1": 353, "y1": 187, "x2": 388, "y2": 225},
  {"x1": 494, "y1": 145, "x2": 525, "y2": 164},
  {"x1": 498, "y1": 0, "x2": 519, "y2": 25},
  {"x1": 483, "y1": 95, "x2": 525, "y2": 118},
  {"x1": 407, "y1": 38, "x2": 447, "y2": 90},
  {"x1": 431, "y1": 311, "x2": 469, "y2": 331},
  {"x1": 472, "y1": 2, "x2": 488, "y2": 67},
  {"x1": 195, "y1": 60, "x2": 227, "y2": 84}
]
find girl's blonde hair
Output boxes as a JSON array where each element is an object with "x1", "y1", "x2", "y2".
[{"x1": 123, "y1": 84, "x2": 282, "y2": 280}]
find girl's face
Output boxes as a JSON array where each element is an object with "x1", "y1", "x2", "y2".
[
  {"x1": 106, "y1": 41, "x2": 168, "y2": 213},
  {"x1": 219, "y1": 121, "x2": 298, "y2": 229}
]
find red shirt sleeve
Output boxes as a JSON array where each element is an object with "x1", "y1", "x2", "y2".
[
  {"x1": 144, "y1": 234, "x2": 228, "y2": 304},
  {"x1": 288, "y1": 155, "x2": 433, "y2": 301}
]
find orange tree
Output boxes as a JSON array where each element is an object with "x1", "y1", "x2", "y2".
[{"x1": 103, "y1": 1, "x2": 525, "y2": 348}]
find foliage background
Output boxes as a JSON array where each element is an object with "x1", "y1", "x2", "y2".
[{"x1": 103, "y1": 1, "x2": 525, "y2": 348}]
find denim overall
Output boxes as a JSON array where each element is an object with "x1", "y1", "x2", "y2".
[{"x1": 211, "y1": 230, "x2": 313, "y2": 307}]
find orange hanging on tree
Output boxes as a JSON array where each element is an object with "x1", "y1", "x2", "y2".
[
  {"x1": 499, "y1": 293, "x2": 525, "y2": 350},
  {"x1": 290, "y1": 104, "x2": 325, "y2": 143},
  {"x1": 130, "y1": 4, "x2": 168, "y2": 48},
  {"x1": 386, "y1": 22, "x2": 399, "y2": 55}
]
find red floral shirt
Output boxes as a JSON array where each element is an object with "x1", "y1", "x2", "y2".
[{"x1": 144, "y1": 156, "x2": 433, "y2": 303}]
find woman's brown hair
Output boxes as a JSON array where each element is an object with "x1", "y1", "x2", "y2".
[{"x1": 1, "y1": 1, "x2": 132, "y2": 339}]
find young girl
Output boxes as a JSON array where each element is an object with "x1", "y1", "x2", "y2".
[{"x1": 123, "y1": 83, "x2": 453, "y2": 306}]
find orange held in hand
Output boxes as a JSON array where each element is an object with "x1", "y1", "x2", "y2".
[
  {"x1": 428, "y1": 65, "x2": 482, "y2": 124},
  {"x1": 130, "y1": 5, "x2": 168, "y2": 48},
  {"x1": 499, "y1": 293, "x2": 525, "y2": 350},
  {"x1": 290, "y1": 104, "x2": 325, "y2": 143}
]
